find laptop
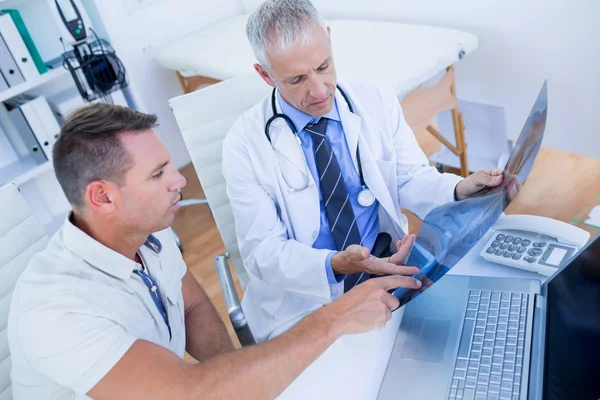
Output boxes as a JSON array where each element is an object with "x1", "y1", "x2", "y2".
[{"x1": 377, "y1": 232, "x2": 600, "y2": 400}]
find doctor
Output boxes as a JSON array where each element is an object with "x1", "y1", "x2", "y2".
[{"x1": 222, "y1": 0, "x2": 503, "y2": 342}]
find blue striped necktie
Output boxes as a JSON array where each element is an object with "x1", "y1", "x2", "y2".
[{"x1": 305, "y1": 118, "x2": 367, "y2": 292}]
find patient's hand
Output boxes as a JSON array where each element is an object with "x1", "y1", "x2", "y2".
[{"x1": 324, "y1": 275, "x2": 422, "y2": 335}]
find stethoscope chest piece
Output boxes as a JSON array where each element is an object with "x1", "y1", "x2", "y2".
[{"x1": 358, "y1": 187, "x2": 376, "y2": 207}]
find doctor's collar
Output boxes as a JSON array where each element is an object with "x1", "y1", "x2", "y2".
[{"x1": 275, "y1": 90, "x2": 340, "y2": 132}]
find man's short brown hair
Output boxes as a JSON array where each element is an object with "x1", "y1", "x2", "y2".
[{"x1": 53, "y1": 103, "x2": 158, "y2": 209}]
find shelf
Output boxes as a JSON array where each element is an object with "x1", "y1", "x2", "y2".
[
  {"x1": 0, "y1": 156, "x2": 52, "y2": 186},
  {"x1": 0, "y1": 67, "x2": 69, "y2": 103}
]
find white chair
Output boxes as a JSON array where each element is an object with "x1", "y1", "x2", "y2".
[
  {"x1": 0, "y1": 183, "x2": 50, "y2": 399},
  {"x1": 169, "y1": 73, "x2": 271, "y2": 346}
]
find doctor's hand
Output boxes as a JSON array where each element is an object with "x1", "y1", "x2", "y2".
[
  {"x1": 331, "y1": 235, "x2": 419, "y2": 276},
  {"x1": 323, "y1": 275, "x2": 422, "y2": 335},
  {"x1": 504, "y1": 172, "x2": 523, "y2": 201},
  {"x1": 454, "y1": 168, "x2": 504, "y2": 200}
]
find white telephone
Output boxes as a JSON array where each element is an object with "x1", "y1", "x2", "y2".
[{"x1": 479, "y1": 214, "x2": 590, "y2": 276}]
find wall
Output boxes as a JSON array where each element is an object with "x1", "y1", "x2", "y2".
[
  {"x1": 86, "y1": 0, "x2": 242, "y2": 168},
  {"x1": 86, "y1": 0, "x2": 600, "y2": 162},
  {"x1": 243, "y1": 0, "x2": 600, "y2": 159}
]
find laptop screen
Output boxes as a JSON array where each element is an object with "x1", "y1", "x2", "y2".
[{"x1": 543, "y1": 234, "x2": 600, "y2": 399}]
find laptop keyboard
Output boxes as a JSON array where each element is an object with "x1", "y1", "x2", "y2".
[{"x1": 448, "y1": 290, "x2": 529, "y2": 400}]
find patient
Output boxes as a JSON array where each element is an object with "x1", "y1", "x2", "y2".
[{"x1": 7, "y1": 103, "x2": 413, "y2": 400}]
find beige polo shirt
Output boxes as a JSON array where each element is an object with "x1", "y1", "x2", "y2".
[{"x1": 7, "y1": 214, "x2": 187, "y2": 399}]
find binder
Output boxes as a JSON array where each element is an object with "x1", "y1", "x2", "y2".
[
  {"x1": 0, "y1": 122, "x2": 19, "y2": 169},
  {"x1": 7, "y1": 106, "x2": 47, "y2": 164},
  {"x1": 0, "y1": 70, "x2": 8, "y2": 92},
  {"x1": 0, "y1": 32, "x2": 25, "y2": 87},
  {"x1": 0, "y1": 13, "x2": 40, "y2": 81},
  {"x1": 0, "y1": 102, "x2": 28, "y2": 157},
  {"x1": 0, "y1": 10, "x2": 48, "y2": 74},
  {"x1": 20, "y1": 97, "x2": 60, "y2": 160},
  {"x1": 48, "y1": 89, "x2": 87, "y2": 122}
]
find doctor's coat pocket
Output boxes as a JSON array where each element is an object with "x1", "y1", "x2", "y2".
[
  {"x1": 376, "y1": 159, "x2": 394, "y2": 183},
  {"x1": 248, "y1": 274, "x2": 286, "y2": 317}
]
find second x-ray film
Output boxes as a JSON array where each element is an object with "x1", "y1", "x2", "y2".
[{"x1": 393, "y1": 81, "x2": 548, "y2": 307}]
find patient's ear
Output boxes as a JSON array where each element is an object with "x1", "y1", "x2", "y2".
[
  {"x1": 85, "y1": 180, "x2": 118, "y2": 215},
  {"x1": 254, "y1": 63, "x2": 275, "y2": 88}
]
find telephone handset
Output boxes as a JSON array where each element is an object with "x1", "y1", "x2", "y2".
[{"x1": 479, "y1": 214, "x2": 590, "y2": 276}]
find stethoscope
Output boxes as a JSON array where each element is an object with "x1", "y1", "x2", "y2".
[{"x1": 264, "y1": 85, "x2": 376, "y2": 207}]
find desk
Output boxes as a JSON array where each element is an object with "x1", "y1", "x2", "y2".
[{"x1": 276, "y1": 147, "x2": 599, "y2": 400}]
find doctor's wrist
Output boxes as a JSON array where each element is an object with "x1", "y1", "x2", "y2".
[
  {"x1": 331, "y1": 250, "x2": 352, "y2": 275},
  {"x1": 331, "y1": 245, "x2": 371, "y2": 275}
]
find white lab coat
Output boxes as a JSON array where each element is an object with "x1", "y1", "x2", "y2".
[{"x1": 222, "y1": 79, "x2": 463, "y2": 342}]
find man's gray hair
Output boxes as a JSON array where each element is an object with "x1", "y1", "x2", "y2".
[{"x1": 246, "y1": 0, "x2": 328, "y2": 70}]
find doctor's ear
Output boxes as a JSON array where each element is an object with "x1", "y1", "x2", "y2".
[{"x1": 254, "y1": 64, "x2": 276, "y2": 88}]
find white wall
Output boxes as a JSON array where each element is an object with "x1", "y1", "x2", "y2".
[
  {"x1": 242, "y1": 0, "x2": 600, "y2": 159},
  {"x1": 86, "y1": 0, "x2": 243, "y2": 168},
  {"x1": 87, "y1": 0, "x2": 600, "y2": 163}
]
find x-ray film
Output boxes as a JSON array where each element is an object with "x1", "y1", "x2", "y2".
[{"x1": 393, "y1": 81, "x2": 548, "y2": 307}]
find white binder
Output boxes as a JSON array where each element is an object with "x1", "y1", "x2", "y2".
[
  {"x1": 0, "y1": 70, "x2": 8, "y2": 92},
  {"x1": 0, "y1": 32, "x2": 25, "y2": 87},
  {"x1": 0, "y1": 122, "x2": 19, "y2": 168},
  {"x1": 20, "y1": 97, "x2": 61, "y2": 160},
  {"x1": 7, "y1": 106, "x2": 47, "y2": 164},
  {"x1": 0, "y1": 13, "x2": 40, "y2": 81}
]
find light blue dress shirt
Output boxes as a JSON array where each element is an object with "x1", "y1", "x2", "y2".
[{"x1": 277, "y1": 92, "x2": 380, "y2": 288}]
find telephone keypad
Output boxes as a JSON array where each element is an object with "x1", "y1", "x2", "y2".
[
  {"x1": 528, "y1": 248, "x2": 543, "y2": 257},
  {"x1": 484, "y1": 233, "x2": 545, "y2": 267},
  {"x1": 482, "y1": 226, "x2": 579, "y2": 276}
]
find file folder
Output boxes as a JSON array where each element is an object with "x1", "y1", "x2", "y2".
[
  {"x1": 0, "y1": 10, "x2": 48, "y2": 74},
  {"x1": 0, "y1": 32, "x2": 25, "y2": 87},
  {"x1": 0, "y1": 70, "x2": 8, "y2": 92},
  {"x1": 0, "y1": 122, "x2": 19, "y2": 168},
  {"x1": 19, "y1": 97, "x2": 60, "y2": 160},
  {"x1": 7, "y1": 106, "x2": 47, "y2": 164},
  {"x1": 0, "y1": 13, "x2": 40, "y2": 81}
]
